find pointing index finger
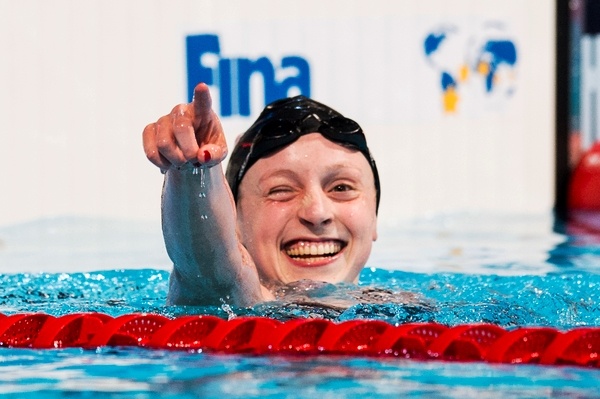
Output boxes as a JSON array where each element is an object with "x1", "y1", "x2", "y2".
[{"x1": 192, "y1": 83, "x2": 214, "y2": 121}]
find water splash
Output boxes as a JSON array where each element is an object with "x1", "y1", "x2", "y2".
[
  {"x1": 220, "y1": 297, "x2": 237, "y2": 320},
  {"x1": 200, "y1": 167, "x2": 206, "y2": 188}
]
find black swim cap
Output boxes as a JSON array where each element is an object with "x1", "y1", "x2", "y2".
[{"x1": 225, "y1": 96, "x2": 381, "y2": 212}]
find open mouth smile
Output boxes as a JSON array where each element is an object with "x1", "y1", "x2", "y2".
[{"x1": 283, "y1": 240, "x2": 345, "y2": 263}]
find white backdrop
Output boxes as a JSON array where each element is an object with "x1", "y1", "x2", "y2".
[{"x1": 0, "y1": 0, "x2": 555, "y2": 229}]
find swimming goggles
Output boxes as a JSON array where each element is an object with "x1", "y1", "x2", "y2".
[{"x1": 226, "y1": 96, "x2": 381, "y2": 212}]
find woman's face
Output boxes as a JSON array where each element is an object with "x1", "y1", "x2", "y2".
[{"x1": 236, "y1": 133, "x2": 378, "y2": 289}]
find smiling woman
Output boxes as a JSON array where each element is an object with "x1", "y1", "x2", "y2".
[
  {"x1": 237, "y1": 134, "x2": 378, "y2": 286},
  {"x1": 142, "y1": 83, "x2": 380, "y2": 307}
]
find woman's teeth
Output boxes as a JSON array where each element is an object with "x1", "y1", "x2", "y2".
[{"x1": 285, "y1": 241, "x2": 342, "y2": 257}]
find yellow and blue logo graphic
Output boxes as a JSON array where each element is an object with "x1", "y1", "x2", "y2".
[{"x1": 424, "y1": 24, "x2": 518, "y2": 113}]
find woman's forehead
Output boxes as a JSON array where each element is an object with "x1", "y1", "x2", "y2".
[
  {"x1": 243, "y1": 134, "x2": 374, "y2": 183},
  {"x1": 258, "y1": 133, "x2": 368, "y2": 166}
]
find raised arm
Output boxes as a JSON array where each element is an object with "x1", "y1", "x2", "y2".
[{"x1": 142, "y1": 83, "x2": 266, "y2": 306}]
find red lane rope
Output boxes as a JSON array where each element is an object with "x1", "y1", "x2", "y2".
[{"x1": 0, "y1": 313, "x2": 598, "y2": 367}]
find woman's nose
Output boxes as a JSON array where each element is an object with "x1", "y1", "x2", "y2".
[{"x1": 298, "y1": 190, "x2": 334, "y2": 228}]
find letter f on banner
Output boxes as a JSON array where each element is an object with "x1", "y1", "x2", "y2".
[{"x1": 186, "y1": 34, "x2": 220, "y2": 103}]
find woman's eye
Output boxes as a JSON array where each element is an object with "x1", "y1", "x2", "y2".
[
  {"x1": 269, "y1": 187, "x2": 291, "y2": 194},
  {"x1": 332, "y1": 184, "x2": 352, "y2": 192},
  {"x1": 329, "y1": 182, "x2": 360, "y2": 200},
  {"x1": 266, "y1": 186, "x2": 296, "y2": 200}
]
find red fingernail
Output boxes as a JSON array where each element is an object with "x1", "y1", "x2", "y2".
[{"x1": 203, "y1": 151, "x2": 212, "y2": 162}]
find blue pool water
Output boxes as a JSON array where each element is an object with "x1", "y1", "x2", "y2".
[{"x1": 1, "y1": 213, "x2": 600, "y2": 398}]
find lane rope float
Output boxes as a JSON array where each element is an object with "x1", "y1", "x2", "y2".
[{"x1": 0, "y1": 312, "x2": 598, "y2": 367}]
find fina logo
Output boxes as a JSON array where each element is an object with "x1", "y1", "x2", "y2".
[{"x1": 186, "y1": 34, "x2": 311, "y2": 117}]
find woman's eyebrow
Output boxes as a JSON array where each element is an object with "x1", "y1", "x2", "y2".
[
  {"x1": 324, "y1": 164, "x2": 364, "y2": 177},
  {"x1": 257, "y1": 169, "x2": 299, "y2": 185},
  {"x1": 257, "y1": 162, "x2": 366, "y2": 184}
]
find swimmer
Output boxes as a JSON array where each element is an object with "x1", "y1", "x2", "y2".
[{"x1": 143, "y1": 83, "x2": 380, "y2": 307}]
